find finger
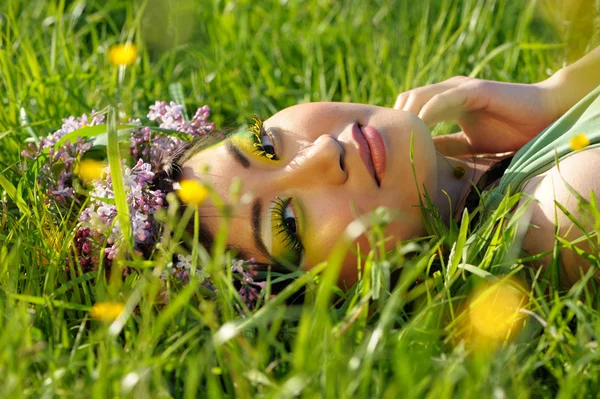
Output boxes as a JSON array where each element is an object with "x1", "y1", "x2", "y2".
[
  {"x1": 432, "y1": 132, "x2": 473, "y2": 157},
  {"x1": 419, "y1": 81, "x2": 489, "y2": 126},
  {"x1": 403, "y1": 90, "x2": 430, "y2": 115},
  {"x1": 400, "y1": 77, "x2": 470, "y2": 115},
  {"x1": 394, "y1": 92, "x2": 409, "y2": 109}
]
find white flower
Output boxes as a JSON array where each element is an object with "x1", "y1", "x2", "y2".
[
  {"x1": 132, "y1": 213, "x2": 149, "y2": 242},
  {"x1": 176, "y1": 254, "x2": 192, "y2": 270}
]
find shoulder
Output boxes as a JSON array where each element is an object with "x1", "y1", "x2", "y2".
[{"x1": 520, "y1": 147, "x2": 600, "y2": 286}]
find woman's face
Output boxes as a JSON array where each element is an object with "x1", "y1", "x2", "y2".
[{"x1": 183, "y1": 102, "x2": 437, "y2": 283}]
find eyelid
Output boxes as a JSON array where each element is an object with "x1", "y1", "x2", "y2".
[
  {"x1": 262, "y1": 125, "x2": 283, "y2": 160},
  {"x1": 261, "y1": 202, "x2": 273, "y2": 255},
  {"x1": 291, "y1": 197, "x2": 306, "y2": 267},
  {"x1": 230, "y1": 130, "x2": 280, "y2": 166},
  {"x1": 263, "y1": 196, "x2": 306, "y2": 264},
  {"x1": 263, "y1": 127, "x2": 283, "y2": 156},
  {"x1": 289, "y1": 196, "x2": 306, "y2": 240}
]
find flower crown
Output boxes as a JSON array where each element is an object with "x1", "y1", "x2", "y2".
[{"x1": 23, "y1": 101, "x2": 265, "y2": 307}]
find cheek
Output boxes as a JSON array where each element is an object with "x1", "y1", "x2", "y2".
[
  {"x1": 300, "y1": 195, "x2": 425, "y2": 282},
  {"x1": 302, "y1": 226, "x2": 384, "y2": 285},
  {"x1": 301, "y1": 199, "x2": 355, "y2": 267}
]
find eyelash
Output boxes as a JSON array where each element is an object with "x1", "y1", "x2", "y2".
[
  {"x1": 272, "y1": 197, "x2": 303, "y2": 258},
  {"x1": 249, "y1": 115, "x2": 279, "y2": 160}
]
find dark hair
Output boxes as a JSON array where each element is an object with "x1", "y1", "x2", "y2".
[{"x1": 151, "y1": 136, "x2": 220, "y2": 255}]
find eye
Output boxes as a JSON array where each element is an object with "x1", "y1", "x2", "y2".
[
  {"x1": 260, "y1": 134, "x2": 276, "y2": 158},
  {"x1": 271, "y1": 197, "x2": 303, "y2": 265},
  {"x1": 250, "y1": 115, "x2": 279, "y2": 161},
  {"x1": 282, "y1": 204, "x2": 297, "y2": 234}
]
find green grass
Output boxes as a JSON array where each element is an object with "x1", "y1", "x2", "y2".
[{"x1": 2, "y1": 0, "x2": 600, "y2": 397}]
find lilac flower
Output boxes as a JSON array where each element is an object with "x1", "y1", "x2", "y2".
[
  {"x1": 164, "y1": 254, "x2": 211, "y2": 285},
  {"x1": 176, "y1": 254, "x2": 192, "y2": 269},
  {"x1": 25, "y1": 102, "x2": 268, "y2": 304},
  {"x1": 23, "y1": 111, "x2": 104, "y2": 204},
  {"x1": 77, "y1": 158, "x2": 165, "y2": 269},
  {"x1": 131, "y1": 101, "x2": 219, "y2": 171},
  {"x1": 231, "y1": 259, "x2": 266, "y2": 308}
]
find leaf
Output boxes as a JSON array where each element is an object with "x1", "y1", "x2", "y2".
[
  {"x1": 457, "y1": 263, "x2": 498, "y2": 281},
  {"x1": 556, "y1": 236, "x2": 599, "y2": 263},
  {"x1": 518, "y1": 42, "x2": 565, "y2": 50},
  {"x1": 0, "y1": 173, "x2": 30, "y2": 215},
  {"x1": 0, "y1": 173, "x2": 18, "y2": 200},
  {"x1": 448, "y1": 209, "x2": 469, "y2": 279},
  {"x1": 106, "y1": 107, "x2": 132, "y2": 250},
  {"x1": 47, "y1": 118, "x2": 196, "y2": 157},
  {"x1": 10, "y1": 293, "x2": 91, "y2": 311},
  {"x1": 554, "y1": 201, "x2": 588, "y2": 237},
  {"x1": 371, "y1": 258, "x2": 382, "y2": 300},
  {"x1": 469, "y1": 42, "x2": 515, "y2": 78},
  {"x1": 50, "y1": 272, "x2": 97, "y2": 298},
  {"x1": 169, "y1": 82, "x2": 189, "y2": 121},
  {"x1": 19, "y1": 107, "x2": 39, "y2": 142},
  {"x1": 52, "y1": 124, "x2": 122, "y2": 150}
]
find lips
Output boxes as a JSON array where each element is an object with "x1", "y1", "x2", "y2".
[{"x1": 351, "y1": 123, "x2": 387, "y2": 186}]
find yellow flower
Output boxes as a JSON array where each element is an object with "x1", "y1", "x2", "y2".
[
  {"x1": 77, "y1": 159, "x2": 107, "y2": 182},
  {"x1": 109, "y1": 43, "x2": 138, "y2": 66},
  {"x1": 177, "y1": 180, "x2": 209, "y2": 206},
  {"x1": 570, "y1": 133, "x2": 590, "y2": 151},
  {"x1": 90, "y1": 302, "x2": 125, "y2": 322},
  {"x1": 459, "y1": 278, "x2": 528, "y2": 350}
]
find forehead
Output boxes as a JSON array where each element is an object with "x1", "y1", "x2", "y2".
[
  {"x1": 267, "y1": 102, "x2": 349, "y2": 125},
  {"x1": 180, "y1": 141, "x2": 261, "y2": 259},
  {"x1": 181, "y1": 141, "x2": 240, "y2": 186}
]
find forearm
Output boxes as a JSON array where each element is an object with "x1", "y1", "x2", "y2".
[{"x1": 540, "y1": 45, "x2": 600, "y2": 117}]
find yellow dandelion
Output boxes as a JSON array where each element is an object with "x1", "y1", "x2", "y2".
[
  {"x1": 90, "y1": 302, "x2": 125, "y2": 322},
  {"x1": 459, "y1": 278, "x2": 528, "y2": 350},
  {"x1": 109, "y1": 43, "x2": 138, "y2": 66},
  {"x1": 77, "y1": 159, "x2": 107, "y2": 182},
  {"x1": 177, "y1": 180, "x2": 209, "y2": 206},
  {"x1": 570, "y1": 133, "x2": 590, "y2": 151}
]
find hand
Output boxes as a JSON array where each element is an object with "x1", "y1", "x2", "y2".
[{"x1": 394, "y1": 76, "x2": 562, "y2": 155}]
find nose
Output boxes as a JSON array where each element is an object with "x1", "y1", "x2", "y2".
[{"x1": 284, "y1": 134, "x2": 347, "y2": 185}]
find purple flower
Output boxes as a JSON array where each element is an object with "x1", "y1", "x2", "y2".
[
  {"x1": 78, "y1": 158, "x2": 165, "y2": 263},
  {"x1": 131, "y1": 102, "x2": 217, "y2": 172},
  {"x1": 25, "y1": 103, "x2": 229, "y2": 284},
  {"x1": 229, "y1": 259, "x2": 266, "y2": 308}
]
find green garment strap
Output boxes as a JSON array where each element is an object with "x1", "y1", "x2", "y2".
[{"x1": 485, "y1": 84, "x2": 600, "y2": 210}]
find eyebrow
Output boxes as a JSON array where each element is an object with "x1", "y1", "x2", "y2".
[
  {"x1": 225, "y1": 140, "x2": 250, "y2": 169},
  {"x1": 252, "y1": 199, "x2": 271, "y2": 261}
]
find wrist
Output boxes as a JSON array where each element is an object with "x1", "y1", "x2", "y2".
[
  {"x1": 538, "y1": 47, "x2": 600, "y2": 116},
  {"x1": 535, "y1": 70, "x2": 568, "y2": 121}
]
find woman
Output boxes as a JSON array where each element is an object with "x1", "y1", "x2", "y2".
[{"x1": 168, "y1": 45, "x2": 600, "y2": 287}]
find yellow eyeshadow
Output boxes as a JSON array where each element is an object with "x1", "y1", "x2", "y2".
[
  {"x1": 270, "y1": 215, "x2": 301, "y2": 265},
  {"x1": 269, "y1": 199, "x2": 304, "y2": 266},
  {"x1": 202, "y1": 140, "x2": 225, "y2": 152},
  {"x1": 290, "y1": 198, "x2": 305, "y2": 239},
  {"x1": 230, "y1": 130, "x2": 281, "y2": 165}
]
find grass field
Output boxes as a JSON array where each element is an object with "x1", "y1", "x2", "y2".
[{"x1": 2, "y1": 0, "x2": 600, "y2": 397}]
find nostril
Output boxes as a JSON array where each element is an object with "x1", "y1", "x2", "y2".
[{"x1": 336, "y1": 139, "x2": 346, "y2": 172}]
